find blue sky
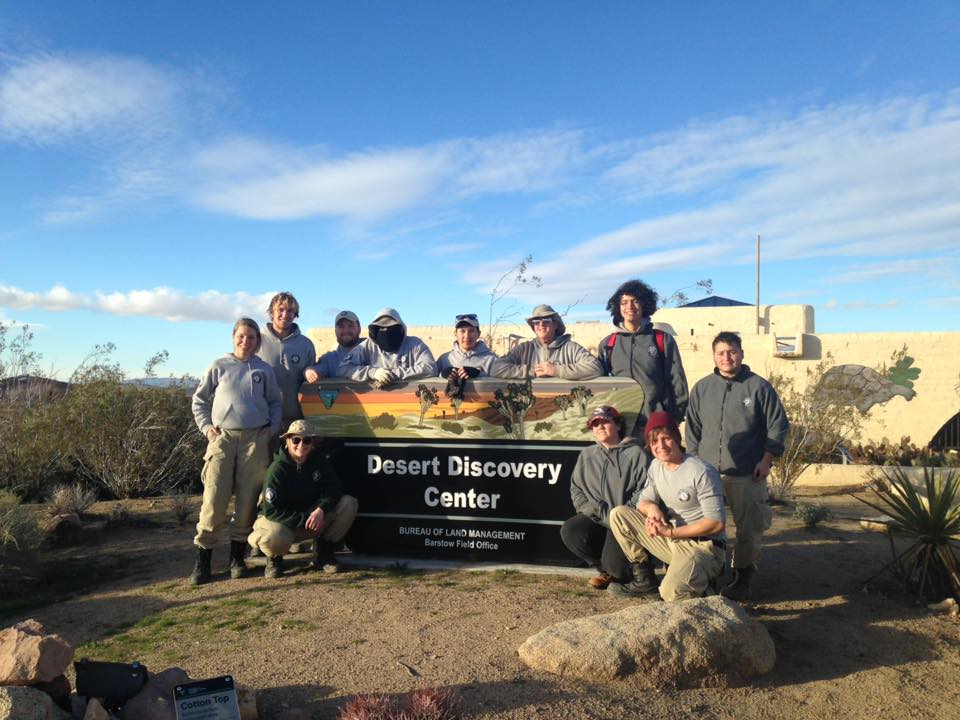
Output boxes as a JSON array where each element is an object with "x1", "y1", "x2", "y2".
[{"x1": 1, "y1": 2, "x2": 958, "y2": 378}]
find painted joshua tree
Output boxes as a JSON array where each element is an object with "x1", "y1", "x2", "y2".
[
  {"x1": 489, "y1": 379, "x2": 536, "y2": 439},
  {"x1": 569, "y1": 386, "x2": 594, "y2": 416},
  {"x1": 415, "y1": 384, "x2": 440, "y2": 428}
]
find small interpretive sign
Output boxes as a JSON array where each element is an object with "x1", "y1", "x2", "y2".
[{"x1": 174, "y1": 675, "x2": 241, "y2": 720}]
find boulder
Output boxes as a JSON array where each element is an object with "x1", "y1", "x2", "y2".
[
  {"x1": 120, "y1": 667, "x2": 190, "y2": 720},
  {"x1": 44, "y1": 513, "x2": 83, "y2": 547},
  {"x1": 518, "y1": 595, "x2": 775, "y2": 687},
  {"x1": 0, "y1": 685, "x2": 71, "y2": 720},
  {"x1": 0, "y1": 620, "x2": 74, "y2": 686},
  {"x1": 82, "y1": 698, "x2": 110, "y2": 720},
  {"x1": 33, "y1": 674, "x2": 71, "y2": 709}
]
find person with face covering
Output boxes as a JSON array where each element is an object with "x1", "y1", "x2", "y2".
[
  {"x1": 305, "y1": 310, "x2": 365, "y2": 381},
  {"x1": 336, "y1": 307, "x2": 438, "y2": 388},
  {"x1": 189, "y1": 318, "x2": 282, "y2": 585},
  {"x1": 502, "y1": 304, "x2": 602, "y2": 380}
]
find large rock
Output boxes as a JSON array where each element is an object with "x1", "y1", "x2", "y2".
[
  {"x1": 82, "y1": 698, "x2": 110, "y2": 720},
  {"x1": 518, "y1": 596, "x2": 775, "y2": 687},
  {"x1": 0, "y1": 620, "x2": 74, "y2": 686},
  {"x1": 120, "y1": 667, "x2": 190, "y2": 720},
  {"x1": 0, "y1": 685, "x2": 70, "y2": 720}
]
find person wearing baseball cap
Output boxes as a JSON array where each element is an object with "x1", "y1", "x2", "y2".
[
  {"x1": 609, "y1": 410, "x2": 727, "y2": 602},
  {"x1": 305, "y1": 310, "x2": 364, "y2": 382},
  {"x1": 247, "y1": 420, "x2": 359, "y2": 578},
  {"x1": 437, "y1": 314, "x2": 526, "y2": 380},
  {"x1": 336, "y1": 307, "x2": 437, "y2": 389},
  {"x1": 560, "y1": 405, "x2": 656, "y2": 594},
  {"x1": 501, "y1": 304, "x2": 602, "y2": 380}
]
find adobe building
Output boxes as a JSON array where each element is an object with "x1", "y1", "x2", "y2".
[{"x1": 309, "y1": 300, "x2": 960, "y2": 452}]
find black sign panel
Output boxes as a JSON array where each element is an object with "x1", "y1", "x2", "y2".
[{"x1": 332, "y1": 437, "x2": 589, "y2": 564}]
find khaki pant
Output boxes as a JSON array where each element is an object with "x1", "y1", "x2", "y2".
[
  {"x1": 194, "y1": 428, "x2": 270, "y2": 548},
  {"x1": 247, "y1": 495, "x2": 359, "y2": 558},
  {"x1": 722, "y1": 474, "x2": 773, "y2": 569},
  {"x1": 610, "y1": 506, "x2": 726, "y2": 602}
]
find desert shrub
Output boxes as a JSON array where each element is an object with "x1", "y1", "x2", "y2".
[
  {"x1": 371, "y1": 413, "x2": 398, "y2": 430},
  {"x1": 107, "y1": 501, "x2": 131, "y2": 526},
  {"x1": 855, "y1": 466, "x2": 960, "y2": 601},
  {"x1": 47, "y1": 482, "x2": 98, "y2": 517},
  {"x1": 792, "y1": 502, "x2": 830, "y2": 528},
  {"x1": 59, "y1": 348, "x2": 203, "y2": 498},
  {"x1": 171, "y1": 492, "x2": 193, "y2": 525},
  {"x1": 440, "y1": 421, "x2": 464, "y2": 435},
  {"x1": 533, "y1": 421, "x2": 553, "y2": 434},
  {"x1": 0, "y1": 490, "x2": 43, "y2": 577}
]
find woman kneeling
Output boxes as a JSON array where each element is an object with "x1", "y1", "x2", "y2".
[
  {"x1": 610, "y1": 411, "x2": 726, "y2": 602},
  {"x1": 247, "y1": 420, "x2": 358, "y2": 578}
]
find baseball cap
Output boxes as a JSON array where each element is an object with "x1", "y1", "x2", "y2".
[
  {"x1": 586, "y1": 405, "x2": 620, "y2": 429},
  {"x1": 334, "y1": 310, "x2": 360, "y2": 325}
]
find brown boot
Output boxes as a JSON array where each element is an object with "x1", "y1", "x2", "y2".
[{"x1": 588, "y1": 572, "x2": 613, "y2": 590}]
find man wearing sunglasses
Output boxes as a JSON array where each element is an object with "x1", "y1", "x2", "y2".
[
  {"x1": 247, "y1": 420, "x2": 358, "y2": 578},
  {"x1": 503, "y1": 304, "x2": 602, "y2": 379}
]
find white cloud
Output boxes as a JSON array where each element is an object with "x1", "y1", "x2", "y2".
[
  {"x1": 0, "y1": 283, "x2": 273, "y2": 322},
  {"x1": 823, "y1": 299, "x2": 838, "y2": 310},
  {"x1": 0, "y1": 52, "x2": 181, "y2": 145}
]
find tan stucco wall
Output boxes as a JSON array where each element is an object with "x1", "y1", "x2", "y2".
[{"x1": 308, "y1": 304, "x2": 959, "y2": 448}]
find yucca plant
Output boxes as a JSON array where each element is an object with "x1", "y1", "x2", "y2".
[{"x1": 854, "y1": 466, "x2": 960, "y2": 601}]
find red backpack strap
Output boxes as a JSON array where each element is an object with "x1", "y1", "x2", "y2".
[
  {"x1": 604, "y1": 333, "x2": 617, "y2": 373},
  {"x1": 654, "y1": 329, "x2": 665, "y2": 356}
]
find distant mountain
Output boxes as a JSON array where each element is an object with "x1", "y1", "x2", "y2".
[{"x1": 124, "y1": 376, "x2": 200, "y2": 392}]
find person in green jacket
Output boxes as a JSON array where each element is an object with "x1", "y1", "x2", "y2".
[{"x1": 247, "y1": 420, "x2": 358, "y2": 578}]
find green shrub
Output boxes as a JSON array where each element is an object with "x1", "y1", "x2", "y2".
[
  {"x1": 792, "y1": 501, "x2": 830, "y2": 528},
  {"x1": 0, "y1": 490, "x2": 43, "y2": 577},
  {"x1": 371, "y1": 413, "x2": 397, "y2": 430},
  {"x1": 854, "y1": 466, "x2": 960, "y2": 601},
  {"x1": 440, "y1": 421, "x2": 464, "y2": 435}
]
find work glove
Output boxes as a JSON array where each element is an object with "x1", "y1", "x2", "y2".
[{"x1": 372, "y1": 367, "x2": 396, "y2": 388}]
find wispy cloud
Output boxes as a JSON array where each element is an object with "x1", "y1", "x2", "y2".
[
  {"x1": 843, "y1": 299, "x2": 900, "y2": 310},
  {"x1": 0, "y1": 283, "x2": 273, "y2": 322},
  {"x1": 467, "y1": 91, "x2": 960, "y2": 306}
]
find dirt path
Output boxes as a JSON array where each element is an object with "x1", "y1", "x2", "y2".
[{"x1": 6, "y1": 497, "x2": 960, "y2": 719}]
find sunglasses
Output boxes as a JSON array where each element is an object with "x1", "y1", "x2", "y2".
[
  {"x1": 456, "y1": 313, "x2": 478, "y2": 321},
  {"x1": 289, "y1": 436, "x2": 314, "y2": 446},
  {"x1": 530, "y1": 318, "x2": 554, "y2": 326}
]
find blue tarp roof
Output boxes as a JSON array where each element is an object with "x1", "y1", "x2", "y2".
[{"x1": 678, "y1": 296, "x2": 752, "y2": 308}]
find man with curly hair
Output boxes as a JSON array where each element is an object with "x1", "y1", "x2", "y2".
[{"x1": 600, "y1": 280, "x2": 689, "y2": 435}]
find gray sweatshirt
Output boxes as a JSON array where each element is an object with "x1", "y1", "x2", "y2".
[
  {"x1": 309, "y1": 345, "x2": 357, "y2": 378},
  {"x1": 437, "y1": 340, "x2": 526, "y2": 379},
  {"x1": 569, "y1": 437, "x2": 648, "y2": 527},
  {"x1": 257, "y1": 323, "x2": 316, "y2": 423},
  {"x1": 192, "y1": 354, "x2": 283, "y2": 436},
  {"x1": 336, "y1": 336, "x2": 438, "y2": 381},
  {"x1": 503, "y1": 334, "x2": 603, "y2": 380},
  {"x1": 685, "y1": 365, "x2": 789, "y2": 476},
  {"x1": 641, "y1": 454, "x2": 726, "y2": 540}
]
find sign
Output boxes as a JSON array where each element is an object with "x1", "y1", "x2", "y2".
[
  {"x1": 301, "y1": 377, "x2": 646, "y2": 565},
  {"x1": 174, "y1": 676, "x2": 241, "y2": 720}
]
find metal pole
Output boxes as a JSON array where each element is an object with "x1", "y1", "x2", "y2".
[{"x1": 756, "y1": 234, "x2": 761, "y2": 334}]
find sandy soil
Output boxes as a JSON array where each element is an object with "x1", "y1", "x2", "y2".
[{"x1": 6, "y1": 491, "x2": 960, "y2": 720}]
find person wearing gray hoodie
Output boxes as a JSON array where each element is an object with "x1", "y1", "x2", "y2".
[
  {"x1": 437, "y1": 313, "x2": 526, "y2": 380},
  {"x1": 503, "y1": 304, "x2": 602, "y2": 380},
  {"x1": 336, "y1": 307, "x2": 438, "y2": 388},
  {"x1": 560, "y1": 405, "x2": 655, "y2": 596}
]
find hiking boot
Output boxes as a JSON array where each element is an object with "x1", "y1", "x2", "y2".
[
  {"x1": 588, "y1": 572, "x2": 614, "y2": 590},
  {"x1": 607, "y1": 562, "x2": 660, "y2": 599},
  {"x1": 190, "y1": 546, "x2": 212, "y2": 586},
  {"x1": 228, "y1": 540, "x2": 249, "y2": 579},
  {"x1": 264, "y1": 555, "x2": 284, "y2": 579},
  {"x1": 721, "y1": 566, "x2": 754, "y2": 601},
  {"x1": 310, "y1": 540, "x2": 340, "y2": 574}
]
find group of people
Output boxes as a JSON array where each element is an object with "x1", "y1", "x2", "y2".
[
  {"x1": 187, "y1": 281, "x2": 788, "y2": 604},
  {"x1": 564, "y1": 321, "x2": 789, "y2": 602}
]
